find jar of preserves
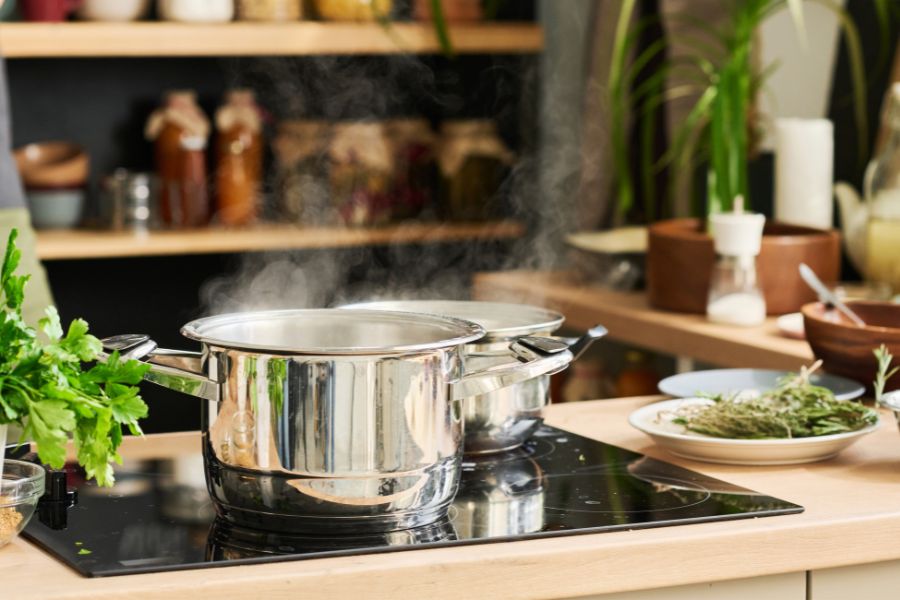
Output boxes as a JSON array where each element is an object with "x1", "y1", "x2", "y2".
[
  {"x1": 215, "y1": 89, "x2": 264, "y2": 226},
  {"x1": 145, "y1": 90, "x2": 211, "y2": 228},
  {"x1": 313, "y1": 0, "x2": 392, "y2": 21},
  {"x1": 384, "y1": 118, "x2": 435, "y2": 221},
  {"x1": 437, "y1": 120, "x2": 514, "y2": 221},
  {"x1": 328, "y1": 122, "x2": 393, "y2": 226},
  {"x1": 237, "y1": 0, "x2": 303, "y2": 21},
  {"x1": 273, "y1": 120, "x2": 332, "y2": 225}
]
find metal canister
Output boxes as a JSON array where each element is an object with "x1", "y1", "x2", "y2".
[{"x1": 99, "y1": 170, "x2": 159, "y2": 231}]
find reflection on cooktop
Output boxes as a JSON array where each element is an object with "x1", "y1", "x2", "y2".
[{"x1": 23, "y1": 425, "x2": 803, "y2": 577}]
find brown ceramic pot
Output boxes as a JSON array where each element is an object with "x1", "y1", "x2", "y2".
[
  {"x1": 647, "y1": 218, "x2": 841, "y2": 315},
  {"x1": 802, "y1": 301, "x2": 900, "y2": 392}
]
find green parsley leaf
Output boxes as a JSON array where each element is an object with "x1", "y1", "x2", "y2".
[{"x1": 0, "y1": 229, "x2": 150, "y2": 486}]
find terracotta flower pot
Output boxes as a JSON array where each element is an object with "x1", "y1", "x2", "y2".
[{"x1": 647, "y1": 218, "x2": 841, "y2": 315}]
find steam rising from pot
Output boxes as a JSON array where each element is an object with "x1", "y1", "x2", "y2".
[{"x1": 201, "y1": 40, "x2": 586, "y2": 314}]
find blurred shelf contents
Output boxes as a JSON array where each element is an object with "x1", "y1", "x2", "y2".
[
  {"x1": 158, "y1": 0, "x2": 235, "y2": 23},
  {"x1": 614, "y1": 351, "x2": 660, "y2": 397},
  {"x1": 328, "y1": 122, "x2": 394, "y2": 226},
  {"x1": 438, "y1": 120, "x2": 513, "y2": 221},
  {"x1": 77, "y1": 0, "x2": 151, "y2": 22},
  {"x1": 14, "y1": 141, "x2": 89, "y2": 229},
  {"x1": 237, "y1": 0, "x2": 303, "y2": 21},
  {"x1": 215, "y1": 90, "x2": 264, "y2": 226},
  {"x1": 0, "y1": 22, "x2": 543, "y2": 57},
  {"x1": 145, "y1": 90, "x2": 211, "y2": 228},
  {"x1": 98, "y1": 170, "x2": 159, "y2": 232},
  {"x1": 413, "y1": 0, "x2": 482, "y2": 23},
  {"x1": 33, "y1": 221, "x2": 526, "y2": 260},
  {"x1": 274, "y1": 120, "x2": 331, "y2": 224},
  {"x1": 386, "y1": 118, "x2": 435, "y2": 221},
  {"x1": 313, "y1": 0, "x2": 392, "y2": 21}
]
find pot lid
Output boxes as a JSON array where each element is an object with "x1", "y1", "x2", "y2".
[
  {"x1": 181, "y1": 309, "x2": 485, "y2": 355},
  {"x1": 340, "y1": 300, "x2": 564, "y2": 340}
]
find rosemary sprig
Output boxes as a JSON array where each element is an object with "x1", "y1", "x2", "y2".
[
  {"x1": 664, "y1": 364, "x2": 878, "y2": 440},
  {"x1": 874, "y1": 344, "x2": 898, "y2": 407}
]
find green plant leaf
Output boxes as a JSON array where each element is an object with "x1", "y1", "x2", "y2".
[{"x1": 429, "y1": 0, "x2": 454, "y2": 57}]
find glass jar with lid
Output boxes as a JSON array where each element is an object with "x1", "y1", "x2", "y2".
[
  {"x1": 273, "y1": 120, "x2": 333, "y2": 225},
  {"x1": 328, "y1": 122, "x2": 394, "y2": 227},
  {"x1": 144, "y1": 90, "x2": 211, "y2": 229},
  {"x1": 384, "y1": 118, "x2": 436, "y2": 221},
  {"x1": 437, "y1": 120, "x2": 514, "y2": 221}
]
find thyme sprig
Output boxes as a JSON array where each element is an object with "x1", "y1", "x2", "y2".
[
  {"x1": 873, "y1": 345, "x2": 898, "y2": 407},
  {"x1": 664, "y1": 363, "x2": 878, "y2": 440}
]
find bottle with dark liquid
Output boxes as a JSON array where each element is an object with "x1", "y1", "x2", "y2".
[
  {"x1": 145, "y1": 90, "x2": 211, "y2": 228},
  {"x1": 215, "y1": 89, "x2": 263, "y2": 226}
]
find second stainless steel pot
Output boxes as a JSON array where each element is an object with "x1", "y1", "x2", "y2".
[
  {"x1": 340, "y1": 300, "x2": 606, "y2": 454},
  {"x1": 103, "y1": 309, "x2": 573, "y2": 533}
]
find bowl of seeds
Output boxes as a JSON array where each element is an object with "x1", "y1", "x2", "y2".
[{"x1": 0, "y1": 460, "x2": 45, "y2": 548}]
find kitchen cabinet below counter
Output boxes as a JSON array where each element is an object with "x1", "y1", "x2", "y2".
[
  {"x1": 35, "y1": 221, "x2": 525, "y2": 260},
  {"x1": 6, "y1": 397, "x2": 900, "y2": 600}
]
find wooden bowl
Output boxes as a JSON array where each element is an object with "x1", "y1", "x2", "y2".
[
  {"x1": 14, "y1": 141, "x2": 89, "y2": 188},
  {"x1": 802, "y1": 301, "x2": 900, "y2": 392},
  {"x1": 647, "y1": 218, "x2": 840, "y2": 315}
]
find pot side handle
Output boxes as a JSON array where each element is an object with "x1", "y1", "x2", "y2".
[
  {"x1": 450, "y1": 324, "x2": 608, "y2": 401},
  {"x1": 100, "y1": 334, "x2": 218, "y2": 402}
]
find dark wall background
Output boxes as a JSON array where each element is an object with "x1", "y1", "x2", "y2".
[{"x1": 5, "y1": 7, "x2": 539, "y2": 432}]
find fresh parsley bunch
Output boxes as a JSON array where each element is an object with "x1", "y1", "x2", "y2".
[{"x1": 0, "y1": 229, "x2": 149, "y2": 486}]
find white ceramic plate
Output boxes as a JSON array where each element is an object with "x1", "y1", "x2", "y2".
[
  {"x1": 629, "y1": 398, "x2": 879, "y2": 466},
  {"x1": 658, "y1": 369, "x2": 864, "y2": 401}
]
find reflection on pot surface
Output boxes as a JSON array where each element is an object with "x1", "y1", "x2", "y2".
[
  {"x1": 206, "y1": 517, "x2": 457, "y2": 560},
  {"x1": 452, "y1": 449, "x2": 545, "y2": 538},
  {"x1": 103, "y1": 309, "x2": 574, "y2": 534}
]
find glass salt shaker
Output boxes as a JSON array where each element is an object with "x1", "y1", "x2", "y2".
[{"x1": 706, "y1": 202, "x2": 767, "y2": 326}]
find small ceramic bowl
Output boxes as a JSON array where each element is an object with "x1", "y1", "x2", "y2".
[
  {"x1": 802, "y1": 301, "x2": 900, "y2": 393},
  {"x1": 0, "y1": 460, "x2": 46, "y2": 548},
  {"x1": 14, "y1": 142, "x2": 89, "y2": 188},
  {"x1": 78, "y1": 0, "x2": 150, "y2": 21},
  {"x1": 26, "y1": 188, "x2": 85, "y2": 229}
]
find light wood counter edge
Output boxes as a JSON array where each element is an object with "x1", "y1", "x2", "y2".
[{"x1": 7, "y1": 396, "x2": 900, "y2": 600}]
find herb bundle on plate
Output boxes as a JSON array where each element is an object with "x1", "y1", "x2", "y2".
[
  {"x1": 668, "y1": 364, "x2": 878, "y2": 440},
  {"x1": 0, "y1": 230, "x2": 149, "y2": 486}
]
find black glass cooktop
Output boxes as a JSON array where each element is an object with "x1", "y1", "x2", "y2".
[{"x1": 23, "y1": 426, "x2": 802, "y2": 577}]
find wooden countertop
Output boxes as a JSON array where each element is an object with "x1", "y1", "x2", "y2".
[
  {"x1": 473, "y1": 270, "x2": 814, "y2": 370},
  {"x1": 6, "y1": 397, "x2": 900, "y2": 599}
]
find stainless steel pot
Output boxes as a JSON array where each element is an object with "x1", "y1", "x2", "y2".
[
  {"x1": 341, "y1": 301, "x2": 607, "y2": 454},
  {"x1": 102, "y1": 309, "x2": 574, "y2": 534}
]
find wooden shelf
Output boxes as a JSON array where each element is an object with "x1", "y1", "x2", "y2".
[
  {"x1": 473, "y1": 270, "x2": 814, "y2": 370},
  {"x1": 0, "y1": 22, "x2": 543, "y2": 58},
  {"x1": 35, "y1": 221, "x2": 525, "y2": 260}
]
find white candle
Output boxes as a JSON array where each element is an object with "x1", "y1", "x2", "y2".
[{"x1": 774, "y1": 118, "x2": 834, "y2": 230}]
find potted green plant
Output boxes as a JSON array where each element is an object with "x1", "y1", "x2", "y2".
[{"x1": 609, "y1": 0, "x2": 884, "y2": 314}]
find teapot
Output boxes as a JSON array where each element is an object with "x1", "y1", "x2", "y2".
[{"x1": 835, "y1": 84, "x2": 900, "y2": 294}]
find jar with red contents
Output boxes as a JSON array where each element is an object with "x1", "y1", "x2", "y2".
[
  {"x1": 145, "y1": 91, "x2": 211, "y2": 228},
  {"x1": 385, "y1": 118, "x2": 436, "y2": 221},
  {"x1": 328, "y1": 122, "x2": 394, "y2": 227}
]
